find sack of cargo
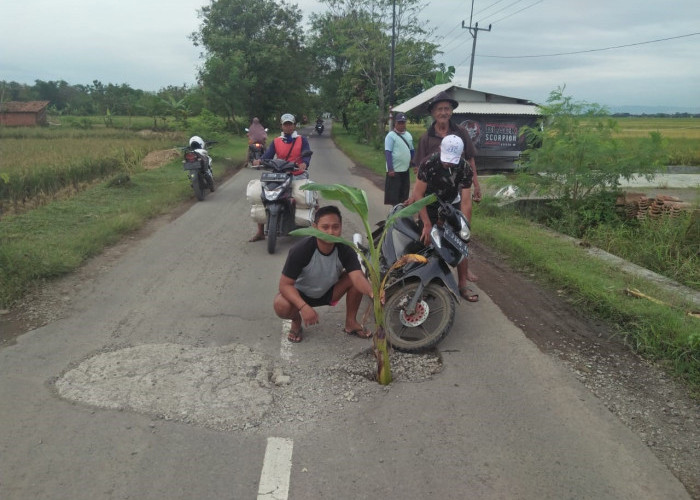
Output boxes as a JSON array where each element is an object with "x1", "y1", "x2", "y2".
[
  {"x1": 250, "y1": 204, "x2": 267, "y2": 224},
  {"x1": 292, "y1": 178, "x2": 318, "y2": 208},
  {"x1": 246, "y1": 179, "x2": 263, "y2": 205},
  {"x1": 294, "y1": 206, "x2": 316, "y2": 228}
]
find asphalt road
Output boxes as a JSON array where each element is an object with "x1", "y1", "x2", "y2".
[{"x1": 0, "y1": 124, "x2": 691, "y2": 499}]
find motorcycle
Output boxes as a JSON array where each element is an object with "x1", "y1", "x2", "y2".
[
  {"x1": 182, "y1": 138, "x2": 216, "y2": 201},
  {"x1": 361, "y1": 198, "x2": 471, "y2": 351},
  {"x1": 253, "y1": 150, "x2": 316, "y2": 254},
  {"x1": 245, "y1": 127, "x2": 268, "y2": 167},
  {"x1": 315, "y1": 121, "x2": 324, "y2": 135}
]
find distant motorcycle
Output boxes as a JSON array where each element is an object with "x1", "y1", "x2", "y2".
[
  {"x1": 245, "y1": 127, "x2": 268, "y2": 167},
  {"x1": 360, "y1": 198, "x2": 471, "y2": 351},
  {"x1": 315, "y1": 120, "x2": 324, "y2": 135},
  {"x1": 182, "y1": 136, "x2": 216, "y2": 201}
]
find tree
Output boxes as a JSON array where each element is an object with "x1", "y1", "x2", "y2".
[
  {"x1": 291, "y1": 183, "x2": 435, "y2": 385},
  {"x1": 308, "y1": 0, "x2": 439, "y2": 143},
  {"x1": 191, "y1": 0, "x2": 309, "y2": 127},
  {"x1": 520, "y1": 86, "x2": 666, "y2": 207}
]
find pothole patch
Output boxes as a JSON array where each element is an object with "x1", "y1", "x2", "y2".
[{"x1": 55, "y1": 343, "x2": 274, "y2": 431}]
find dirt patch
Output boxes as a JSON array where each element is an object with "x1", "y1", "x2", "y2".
[{"x1": 142, "y1": 148, "x2": 181, "y2": 170}]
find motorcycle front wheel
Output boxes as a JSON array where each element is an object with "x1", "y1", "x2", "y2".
[
  {"x1": 267, "y1": 213, "x2": 279, "y2": 254},
  {"x1": 383, "y1": 282, "x2": 455, "y2": 352},
  {"x1": 192, "y1": 173, "x2": 205, "y2": 201}
]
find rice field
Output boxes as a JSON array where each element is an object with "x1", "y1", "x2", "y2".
[{"x1": 0, "y1": 124, "x2": 184, "y2": 213}]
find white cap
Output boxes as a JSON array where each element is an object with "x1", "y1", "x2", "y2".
[
  {"x1": 280, "y1": 113, "x2": 295, "y2": 124},
  {"x1": 440, "y1": 135, "x2": 464, "y2": 164}
]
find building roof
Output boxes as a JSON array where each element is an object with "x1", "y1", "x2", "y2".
[
  {"x1": 0, "y1": 101, "x2": 50, "y2": 113},
  {"x1": 394, "y1": 83, "x2": 541, "y2": 116}
]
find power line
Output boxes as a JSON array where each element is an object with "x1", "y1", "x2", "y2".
[
  {"x1": 487, "y1": 0, "x2": 543, "y2": 25},
  {"x1": 478, "y1": 32, "x2": 700, "y2": 58},
  {"x1": 476, "y1": 0, "x2": 526, "y2": 24}
]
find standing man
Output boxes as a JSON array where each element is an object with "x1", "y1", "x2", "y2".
[
  {"x1": 412, "y1": 90, "x2": 481, "y2": 282},
  {"x1": 383, "y1": 112, "x2": 414, "y2": 206},
  {"x1": 249, "y1": 113, "x2": 311, "y2": 242},
  {"x1": 273, "y1": 205, "x2": 374, "y2": 343},
  {"x1": 412, "y1": 91, "x2": 481, "y2": 203}
]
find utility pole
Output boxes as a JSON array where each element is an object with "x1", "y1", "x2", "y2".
[
  {"x1": 389, "y1": 0, "x2": 396, "y2": 129},
  {"x1": 462, "y1": 0, "x2": 491, "y2": 89}
]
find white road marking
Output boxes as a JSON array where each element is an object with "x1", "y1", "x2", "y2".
[
  {"x1": 257, "y1": 437, "x2": 294, "y2": 500},
  {"x1": 280, "y1": 320, "x2": 293, "y2": 361}
]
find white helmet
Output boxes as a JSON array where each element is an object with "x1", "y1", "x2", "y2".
[{"x1": 189, "y1": 135, "x2": 204, "y2": 149}]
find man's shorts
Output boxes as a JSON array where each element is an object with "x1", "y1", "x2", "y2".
[{"x1": 298, "y1": 286, "x2": 339, "y2": 307}]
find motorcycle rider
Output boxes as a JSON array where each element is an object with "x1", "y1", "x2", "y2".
[
  {"x1": 188, "y1": 135, "x2": 214, "y2": 187},
  {"x1": 404, "y1": 134, "x2": 478, "y2": 302},
  {"x1": 315, "y1": 116, "x2": 324, "y2": 134},
  {"x1": 249, "y1": 113, "x2": 311, "y2": 242},
  {"x1": 247, "y1": 117, "x2": 268, "y2": 144}
]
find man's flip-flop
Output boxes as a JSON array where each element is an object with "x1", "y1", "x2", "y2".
[
  {"x1": 248, "y1": 234, "x2": 265, "y2": 242},
  {"x1": 459, "y1": 287, "x2": 479, "y2": 302},
  {"x1": 344, "y1": 327, "x2": 372, "y2": 339},
  {"x1": 287, "y1": 327, "x2": 303, "y2": 343}
]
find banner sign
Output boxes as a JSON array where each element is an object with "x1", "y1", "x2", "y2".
[{"x1": 456, "y1": 116, "x2": 537, "y2": 152}]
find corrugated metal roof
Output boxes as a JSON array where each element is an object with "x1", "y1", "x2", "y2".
[
  {"x1": 393, "y1": 84, "x2": 540, "y2": 116},
  {"x1": 0, "y1": 101, "x2": 50, "y2": 113},
  {"x1": 454, "y1": 102, "x2": 541, "y2": 115}
]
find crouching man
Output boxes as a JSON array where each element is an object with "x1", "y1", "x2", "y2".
[{"x1": 273, "y1": 205, "x2": 373, "y2": 343}]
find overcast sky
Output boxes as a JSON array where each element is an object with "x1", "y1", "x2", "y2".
[{"x1": 2, "y1": 0, "x2": 698, "y2": 112}]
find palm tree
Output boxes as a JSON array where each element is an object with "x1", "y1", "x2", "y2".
[{"x1": 291, "y1": 183, "x2": 435, "y2": 385}]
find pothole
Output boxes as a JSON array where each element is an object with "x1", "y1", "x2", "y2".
[{"x1": 54, "y1": 343, "x2": 444, "y2": 432}]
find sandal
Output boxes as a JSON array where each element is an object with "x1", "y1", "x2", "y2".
[
  {"x1": 248, "y1": 234, "x2": 265, "y2": 242},
  {"x1": 344, "y1": 327, "x2": 372, "y2": 339},
  {"x1": 287, "y1": 326, "x2": 303, "y2": 343},
  {"x1": 459, "y1": 287, "x2": 479, "y2": 303}
]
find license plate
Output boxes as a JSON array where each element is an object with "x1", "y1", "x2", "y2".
[
  {"x1": 261, "y1": 172, "x2": 287, "y2": 182},
  {"x1": 442, "y1": 227, "x2": 469, "y2": 256}
]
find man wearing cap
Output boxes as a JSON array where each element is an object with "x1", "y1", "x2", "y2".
[
  {"x1": 405, "y1": 134, "x2": 479, "y2": 302},
  {"x1": 249, "y1": 113, "x2": 312, "y2": 242},
  {"x1": 383, "y1": 112, "x2": 415, "y2": 205},
  {"x1": 412, "y1": 90, "x2": 481, "y2": 203}
]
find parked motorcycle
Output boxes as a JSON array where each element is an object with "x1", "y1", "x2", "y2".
[
  {"x1": 315, "y1": 120, "x2": 324, "y2": 135},
  {"x1": 362, "y1": 198, "x2": 471, "y2": 351},
  {"x1": 251, "y1": 150, "x2": 316, "y2": 254},
  {"x1": 182, "y1": 136, "x2": 216, "y2": 201}
]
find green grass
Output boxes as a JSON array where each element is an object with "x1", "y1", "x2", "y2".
[{"x1": 0, "y1": 132, "x2": 248, "y2": 308}]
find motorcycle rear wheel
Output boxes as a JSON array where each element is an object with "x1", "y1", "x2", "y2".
[
  {"x1": 267, "y1": 213, "x2": 279, "y2": 254},
  {"x1": 192, "y1": 173, "x2": 205, "y2": 201},
  {"x1": 383, "y1": 282, "x2": 455, "y2": 352}
]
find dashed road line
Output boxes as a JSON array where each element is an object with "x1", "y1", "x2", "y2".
[{"x1": 257, "y1": 437, "x2": 294, "y2": 500}]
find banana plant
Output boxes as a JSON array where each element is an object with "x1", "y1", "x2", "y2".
[{"x1": 290, "y1": 182, "x2": 436, "y2": 385}]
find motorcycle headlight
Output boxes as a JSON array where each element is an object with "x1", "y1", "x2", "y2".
[
  {"x1": 263, "y1": 187, "x2": 283, "y2": 200},
  {"x1": 458, "y1": 215, "x2": 471, "y2": 242}
]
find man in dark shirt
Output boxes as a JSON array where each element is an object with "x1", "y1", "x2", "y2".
[
  {"x1": 273, "y1": 205, "x2": 374, "y2": 342},
  {"x1": 405, "y1": 135, "x2": 478, "y2": 302}
]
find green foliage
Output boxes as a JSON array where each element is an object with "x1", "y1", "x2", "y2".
[
  {"x1": 520, "y1": 86, "x2": 667, "y2": 206},
  {"x1": 193, "y1": 0, "x2": 309, "y2": 126},
  {"x1": 186, "y1": 109, "x2": 227, "y2": 141},
  {"x1": 308, "y1": 0, "x2": 439, "y2": 143}
]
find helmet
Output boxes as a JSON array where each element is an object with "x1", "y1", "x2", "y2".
[
  {"x1": 280, "y1": 113, "x2": 295, "y2": 124},
  {"x1": 189, "y1": 135, "x2": 204, "y2": 149}
]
